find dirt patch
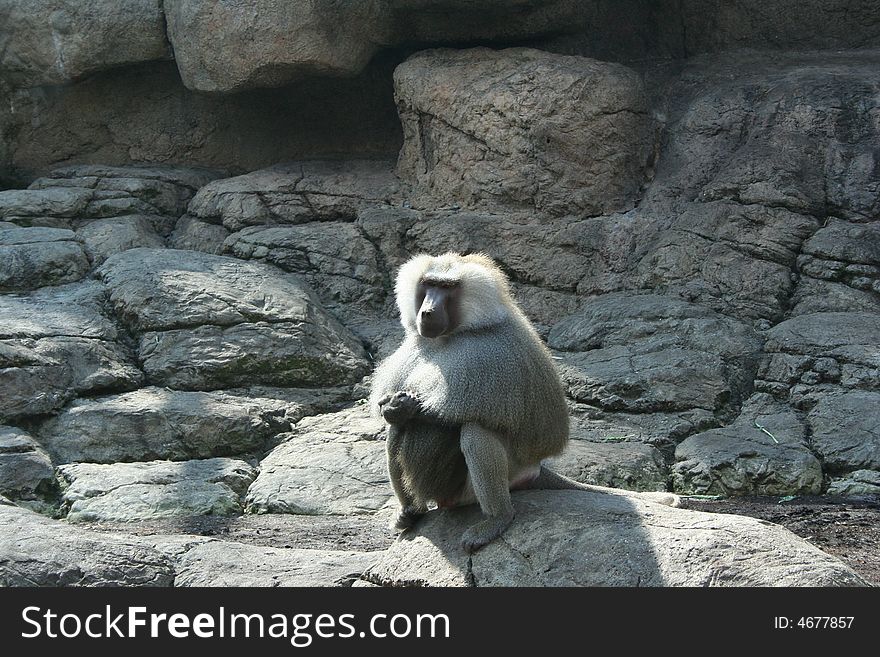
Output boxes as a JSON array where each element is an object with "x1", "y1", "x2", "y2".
[
  {"x1": 681, "y1": 495, "x2": 880, "y2": 586},
  {"x1": 86, "y1": 514, "x2": 398, "y2": 553}
]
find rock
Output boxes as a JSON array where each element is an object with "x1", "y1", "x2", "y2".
[
  {"x1": 0, "y1": 336, "x2": 142, "y2": 421},
  {"x1": 634, "y1": 202, "x2": 819, "y2": 321},
  {"x1": 246, "y1": 405, "x2": 392, "y2": 516},
  {"x1": 758, "y1": 313, "x2": 880, "y2": 406},
  {"x1": 363, "y1": 490, "x2": 865, "y2": 586},
  {"x1": 37, "y1": 387, "x2": 289, "y2": 464},
  {"x1": 797, "y1": 219, "x2": 880, "y2": 293},
  {"x1": 569, "y1": 403, "x2": 719, "y2": 452},
  {"x1": 0, "y1": 504, "x2": 175, "y2": 586},
  {"x1": 188, "y1": 160, "x2": 401, "y2": 232},
  {"x1": 98, "y1": 248, "x2": 369, "y2": 389},
  {"x1": 788, "y1": 277, "x2": 880, "y2": 317},
  {"x1": 808, "y1": 392, "x2": 880, "y2": 473},
  {"x1": 0, "y1": 225, "x2": 90, "y2": 291},
  {"x1": 77, "y1": 216, "x2": 165, "y2": 265},
  {"x1": 827, "y1": 470, "x2": 880, "y2": 496},
  {"x1": 58, "y1": 458, "x2": 256, "y2": 522},
  {"x1": 164, "y1": 1, "x2": 589, "y2": 93},
  {"x1": 547, "y1": 440, "x2": 669, "y2": 492},
  {"x1": 169, "y1": 215, "x2": 230, "y2": 254},
  {"x1": 0, "y1": 282, "x2": 142, "y2": 421},
  {"x1": 549, "y1": 293, "x2": 761, "y2": 415},
  {"x1": 164, "y1": 0, "x2": 381, "y2": 93},
  {"x1": 0, "y1": 426, "x2": 54, "y2": 500},
  {"x1": 173, "y1": 541, "x2": 379, "y2": 587},
  {"x1": 0, "y1": 187, "x2": 93, "y2": 226},
  {"x1": 223, "y1": 223, "x2": 386, "y2": 309},
  {"x1": 649, "y1": 53, "x2": 880, "y2": 221},
  {"x1": 395, "y1": 48, "x2": 653, "y2": 217},
  {"x1": 31, "y1": 164, "x2": 219, "y2": 220},
  {"x1": 0, "y1": 281, "x2": 116, "y2": 340},
  {"x1": 0, "y1": 0, "x2": 169, "y2": 87},
  {"x1": 672, "y1": 395, "x2": 823, "y2": 495}
]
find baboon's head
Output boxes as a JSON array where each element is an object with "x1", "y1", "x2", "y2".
[{"x1": 395, "y1": 252, "x2": 513, "y2": 338}]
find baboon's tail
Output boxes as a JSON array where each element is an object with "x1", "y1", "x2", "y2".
[{"x1": 521, "y1": 465, "x2": 681, "y2": 508}]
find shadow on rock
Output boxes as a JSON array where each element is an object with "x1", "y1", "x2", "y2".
[{"x1": 362, "y1": 490, "x2": 867, "y2": 587}]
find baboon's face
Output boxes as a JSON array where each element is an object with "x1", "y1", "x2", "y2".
[{"x1": 415, "y1": 276, "x2": 461, "y2": 338}]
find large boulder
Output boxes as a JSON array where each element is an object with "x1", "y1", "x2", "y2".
[
  {"x1": 363, "y1": 490, "x2": 866, "y2": 586},
  {"x1": 549, "y1": 293, "x2": 761, "y2": 417},
  {"x1": 808, "y1": 392, "x2": 880, "y2": 474},
  {"x1": 672, "y1": 395, "x2": 823, "y2": 495},
  {"x1": 395, "y1": 48, "x2": 654, "y2": 217},
  {"x1": 0, "y1": 504, "x2": 175, "y2": 586},
  {"x1": 97, "y1": 248, "x2": 370, "y2": 390},
  {"x1": 0, "y1": 426, "x2": 54, "y2": 501},
  {"x1": 36, "y1": 387, "x2": 289, "y2": 464},
  {"x1": 246, "y1": 405, "x2": 392, "y2": 516},
  {"x1": 164, "y1": 1, "x2": 589, "y2": 93},
  {"x1": 58, "y1": 458, "x2": 257, "y2": 522},
  {"x1": 0, "y1": 282, "x2": 142, "y2": 421},
  {"x1": 187, "y1": 160, "x2": 401, "y2": 232},
  {"x1": 0, "y1": 0, "x2": 170, "y2": 87},
  {"x1": 173, "y1": 542, "x2": 379, "y2": 587},
  {"x1": 0, "y1": 226, "x2": 90, "y2": 291}
]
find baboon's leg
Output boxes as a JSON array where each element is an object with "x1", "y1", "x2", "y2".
[{"x1": 458, "y1": 424, "x2": 515, "y2": 553}]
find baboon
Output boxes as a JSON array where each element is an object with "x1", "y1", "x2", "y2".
[{"x1": 371, "y1": 252, "x2": 677, "y2": 552}]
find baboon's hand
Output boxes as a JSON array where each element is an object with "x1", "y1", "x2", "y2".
[{"x1": 380, "y1": 390, "x2": 422, "y2": 425}]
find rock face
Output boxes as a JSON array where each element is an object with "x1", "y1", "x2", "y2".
[
  {"x1": 58, "y1": 458, "x2": 257, "y2": 522},
  {"x1": 37, "y1": 387, "x2": 288, "y2": 464},
  {"x1": 246, "y1": 406, "x2": 392, "y2": 516},
  {"x1": 395, "y1": 48, "x2": 654, "y2": 217},
  {"x1": 173, "y1": 542, "x2": 379, "y2": 587},
  {"x1": 0, "y1": 0, "x2": 170, "y2": 87},
  {"x1": 364, "y1": 490, "x2": 867, "y2": 586},
  {"x1": 0, "y1": 504, "x2": 175, "y2": 586},
  {"x1": 98, "y1": 248, "x2": 370, "y2": 390},
  {"x1": 0, "y1": 226, "x2": 90, "y2": 291},
  {"x1": 0, "y1": 426, "x2": 54, "y2": 501}
]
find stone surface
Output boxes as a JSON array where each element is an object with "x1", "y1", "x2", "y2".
[
  {"x1": 246, "y1": 405, "x2": 392, "y2": 516},
  {"x1": 77, "y1": 216, "x2": 165, "y2": 265},
  {"x1": 672, "y1": 395, "x2": 823, "y2": 496},
  {"x1": 0, "y1": 187, "x2": 93, "y2": 226},
  {"x1": 0, "y1": 504, "x2": 175, "y2": 586},
  {"x1": 173, "y1": 541, "x2": 379, "y2": 587},
  {"x1": 37, "y1": 387, "x2": 289, "y2": 464},
  {"x1": 549, "y1": 293, "x2": 761, "y2": 416},
  {"x1": 827, "y1": 470, "x2": 880, "y2": 496},
  {"x1": 169, "y1": 215, "x2": 230, "y2": 254},
  {"x1": 0, "y1": 225, "x2": 90, "y2": 291},
  {"x1": 758, "y1": 313, "x2": 880, "y2": 407},
  {"x1": 188, "y1": 160, "x2": 401, "y2": 232},
  {"x1": 808, "y1": 392, "x2": 880, "y2": 473},
  {"x1": 0, "y1": 426, "x2": 54, "y2": 500},
  {"x1": 223, "y1": 222, "x2": 386, "y2": 311},
  {"x1": 0, "y1": 282, "x2": 142, "y2": 421},
  {"x1": 395, "y1": 48, "x2": 653, "y2": 217},
  {"x1": 98, "y1": 248, "x2": 370, "y2": 389},
  {"x1": 548, "y1": 440, "x2": 669, "y2": 492},
  {"x1": 363, "y1": 490, "x2": 866, "y2": 586},
  {"x1": 164, "y1": 1, "x2": 591, "y2": 93},
  {"x1": 0, "y1": 0, "x2": 170, "y2": 87},
  {"x1": 58, "y1": 458, "x2": 256, "y2": 522}
]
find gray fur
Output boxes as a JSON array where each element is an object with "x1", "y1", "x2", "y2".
[{"x1": 371, "y1": 252, "x2": 570, "y2": 552}]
